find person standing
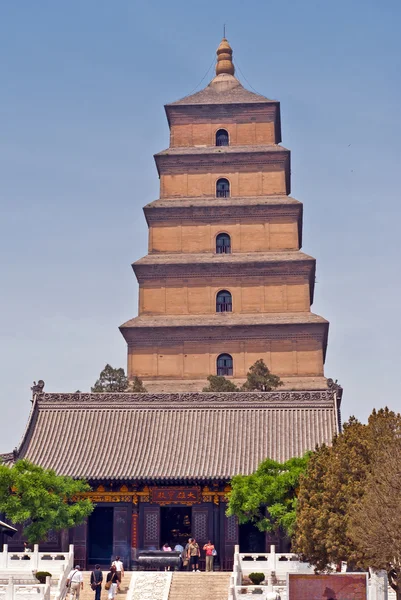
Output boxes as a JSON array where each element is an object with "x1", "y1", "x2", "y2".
[
  {"x1": 162, "y1": 543, "x2": 172, "y2": 571},
  {"x1": 183, "y1": 538, "x2": 193, "y2": 571},
  {"x1": 203, "y1": 541, "x2": 215, "y2": 572},
  {"x1": 188, "y1": 538, "x2": 200, "y2": 572},
  {"x1": 90, "y1": 565, "x2": 103, "y2": 600},
  {"x1": 106, "y1": 566, "x2": 118, "y2": 600},
  {"x1": 67, "y1": 565, "x2": 83, "y2": 600},
  {"x1": 111, "y1": 556, "x2": 124, "y2": 591}
]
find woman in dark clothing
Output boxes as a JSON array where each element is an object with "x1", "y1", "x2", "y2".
[
  {"x1": 90, "y1": 565, "x2": 103, "y2": 600},
  {"x1": 106, "y1": 565, "x2": 119, "y2": 600}
]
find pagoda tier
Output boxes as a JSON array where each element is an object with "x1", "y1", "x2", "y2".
[{"x1": 120, "y1": 38, "x2": 329, "y2": 392}]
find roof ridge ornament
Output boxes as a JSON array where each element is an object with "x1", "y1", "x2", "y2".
[{"x1": 216, "y1": 37, "x2": 235, "y2": 76}]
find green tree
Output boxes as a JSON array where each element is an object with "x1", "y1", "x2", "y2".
[
  {"x1": 293, "y1": 408, "x2": 401, "y2": 572},
  {"x1": 130, "y1": 376, "x2": 148, "y2": 392},
  {"x1": 348, "y1": 435, "x2": 401, "y2": 599},
  {"x1": 91, "y1": 364, "x2": 129, "y2": 392},
  {"x1": 241, "y1": 359, "x2": 283, "y2": 391},
  {"x1": 202, "y1": 375, "x2": 239, "y2": 392},
  {"x1": 227, "y1": 455, "x2": 310, "y2": 536},
  {"x1": 0, "y1": 459, "x2": 93, "y2": 544}
]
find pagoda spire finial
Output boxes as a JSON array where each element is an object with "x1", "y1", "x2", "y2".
[{"x1": 216, "y1": 37, "x2": 235, "y2": 76}]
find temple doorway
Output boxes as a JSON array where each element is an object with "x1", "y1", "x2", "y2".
[
  {"x1": 239, "y1": 522, "x2": 265, "y2": 553},
  {"x1": 160, "y1": 507, "x2": 192, "y2": 548},
  {"x1": 88, "y1": 507, "x2": 113, "y2": 565}
]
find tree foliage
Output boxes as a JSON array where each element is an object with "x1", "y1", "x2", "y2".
[
  {"x1": 130, "y1": 376, "x2": 148, "y2": 393},
  {"x1": 0, "y1": 459, "x2": 93, "y2": 544},
  {"x1": 203, "y1": 360, "x2": 282, "y2": 393},
  {"x1": 348, "y1": 434, "x2": 401, "y2": 598},
  {"x1": 227, "y1": 455, "x2": 310, "y2": 536},
  {"x1": 293, "y1": 408, "x2": 401, "y2": 575},
  {"x1": 241, "y1": 359, "x2": 283, "y2": 392},
  {"x1": 202, "y1": 375, "x2": 239, "y2": 392},
  {"x1": 91, "y1": 364, "x2": 129, "y2": 392}
]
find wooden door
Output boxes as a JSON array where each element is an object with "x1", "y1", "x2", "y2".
[
  {"x1": 113, "y1": 505, "x2": 131, "y2": 569},
  {"x1": 143, "y1": 506, "x2": 160, "y2": 550}
]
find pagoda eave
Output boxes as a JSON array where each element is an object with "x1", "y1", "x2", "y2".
[{"x1": 154, "y1": 147, "x2": 290, "y2": 176}]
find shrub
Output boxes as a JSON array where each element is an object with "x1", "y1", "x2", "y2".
[
  {"x1": 35, "y1": 572, "x2": 52, "y2": 584},
  {"x1": 248, "y1": 572, "x2": 265, "y2": 585}
]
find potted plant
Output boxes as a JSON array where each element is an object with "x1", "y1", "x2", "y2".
[
  {"x1": 248, "y1": 572, "x2": 265, "y2": 593},
  {"x1": 35, "y1": 572, "x2": 52, "y2": 584}
]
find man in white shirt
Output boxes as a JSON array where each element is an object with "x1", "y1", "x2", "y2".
[
  {"x1": 66, "y1": 565, "x2": 83, "y2": 600},
  {"x1": 111, "y1": 556, "x2": 124, "y2": 590}
]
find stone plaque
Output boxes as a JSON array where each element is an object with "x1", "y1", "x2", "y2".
[{"x1": 288, "y1": 573, "x2": 368, "y2": 600}]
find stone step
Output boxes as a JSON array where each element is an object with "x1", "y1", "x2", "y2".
[
  {"x1": 168, "y1": 572, "x2": 230, "y2": 600},
  {"x1": 77, "y1": 571, "x2": 132, "y2": 600}
]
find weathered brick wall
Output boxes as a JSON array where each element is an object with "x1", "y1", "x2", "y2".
[
  {"x1": 127, "y1": 337, "x2": 324, "y2": 381},
  {"x1": 149, "y1": 220, "x2": 299, "y2": 252},
  {"x1": 170, "y1": 121, "x2": 276, "y2": 146},
  {"x1": 160, "y1": 168, "x2": 287, "y2": 198},
  {"x1": 139, "y1": 280, "x2": 310, "y2": 315}
]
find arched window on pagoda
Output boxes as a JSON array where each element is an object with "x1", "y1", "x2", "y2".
[
  {"x1": 216, "y1": 290, "x2": 232, "y2": 312},
  {"x1": 216, "y1": 233, "x2": 231, "y2": 254},
  {"x1": 216, "y1": 129, "x2": 229, "y2": 146},
  {"x1": 217, "y1": 353, "x2": 233, "y2": 376},
  {"x1": 216, "y1": 178, "x2": 230, "y2": 198}
]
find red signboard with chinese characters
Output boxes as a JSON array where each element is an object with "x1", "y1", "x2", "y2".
[
  {"x1": 151, "y1": 487, "x2": 201, "y2": 505},
  {"x1": 288, "y1": 573, "x2": 368, "y2": 600}
]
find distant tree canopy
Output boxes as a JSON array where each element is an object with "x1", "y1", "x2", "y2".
[
  {"x1": 92, "y1": 364, "x2": 129, "y2": 392},
  {"x1": 203, "y1": 359, "x2": 282, "y2": 393},
  {"x1": 293, "y1": 407, "x2": 401, "y2": 596},
  {"x1": 227, "y1": 455, "x2": 310, "y2": 537},
  {"x1": 0, "y1": 459, "x2": 93, "y2": 544},
  {"x1": 91, "y1": 364, "x2": 147, "y2": 393},
  {"x1": 130, "y1": 376, "x2": 148, "y2": 393},
  {"x1": 347, "y1": 434, "x2": 401, "y2": 598},
  {"x1": 241, "y1": 359, "x2": 283, "y2": 392},
  {"x1": 202, "y1": 375, "x2": 239, "y2": 392}
]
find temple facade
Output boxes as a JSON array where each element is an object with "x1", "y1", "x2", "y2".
[{"x1": 2, "y1": 39, "x2": 341, "y2": 571}]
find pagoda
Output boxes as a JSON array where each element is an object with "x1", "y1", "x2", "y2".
[
  {"x1": 2, "y1": 39, "x2": 340, "y2": 570},
  {"x1": 120, "y1": 38, "x2": 329, "y2": 392}
]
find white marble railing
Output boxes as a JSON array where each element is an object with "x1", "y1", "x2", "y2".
[
  {"x1": 0, "y1": 576, "x2": 51, "y2": 600},
  {"x1": 0, "y1": 545, "x2": 72, "y2": 575},
  {"x1": 0, "y1": 545, "x2": 73, "y2": 600},
  {"x1": 229, "y1": 548, "x2": 393, "y2": 600},
  {"x1": 53, "y1": 546, "x2": 74, "y2": 600},
  {"x1": 228, "y1": 545, "x2": 312, "y2": 600},
  {"x1": 238, "y1": 546, "x2": 314, "y2": 578}
]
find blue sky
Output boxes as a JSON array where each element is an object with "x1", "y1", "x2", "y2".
[{"x1": 1, "y1": 0, "x2": 400, "y2": 452}]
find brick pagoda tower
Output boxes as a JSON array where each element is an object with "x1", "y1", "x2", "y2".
[{"x1": 120, "y1": 38, "x2": 329, "y2": 392}]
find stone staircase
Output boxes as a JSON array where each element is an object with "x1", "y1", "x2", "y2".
[
  {"x1": 168, "y1": 572, "x2": 230, "y2": 600},
  {"x1": 78, "y1": 572, "x2": 132, "y2": 600}
]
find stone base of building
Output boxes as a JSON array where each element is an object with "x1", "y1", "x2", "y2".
[{"x1": 140, "y1": 376, "x2": 328, "y2": 393}]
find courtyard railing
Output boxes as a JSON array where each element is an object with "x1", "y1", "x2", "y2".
[
  {"x1": 0, "y1": 576, "x2": 51, "y2": 600},
  {"x1": 0, "y1": 545, "x2": 73, "y2": 600}
]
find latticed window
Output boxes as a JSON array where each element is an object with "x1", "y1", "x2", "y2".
[
  {"x1": 216, "y1": 290, "x2": 232, "y2": 312},
  {"x1": 216, "y1": 178, "x2": 230, "y2": 198},
  {"x1": 216, "y1": 233, "x2": 231, "y2": 254},
  {"x1": 216, "y1": 129, "x2": 229, "y2": 146},
  {"x1": 217, "y1": 353, "x2": 233, "y2": 376}
]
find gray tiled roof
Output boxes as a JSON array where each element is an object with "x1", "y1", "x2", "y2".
[
  {"x1": 120, "y1": 312, "x2": 328, "y2": 329},
  {"x1": 167, "y1": 78, "x2": 275, "y2": 106},
  {"x1": 144, "y1": 196, "x2": 302, "y2": 209},
  {"x1": 133, "y1": 251, "x2": 314, "y2": 267},
  {"x1": 155, "y1": 144, "x2": 288, "y2": 157},
  {"x1": 9, "y1": 392, "x2": 338, "y2": 481}
]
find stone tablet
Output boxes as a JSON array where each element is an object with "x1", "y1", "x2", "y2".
[{"x1": 288, "y1": 573, "x2": 368, "y2": 600}]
